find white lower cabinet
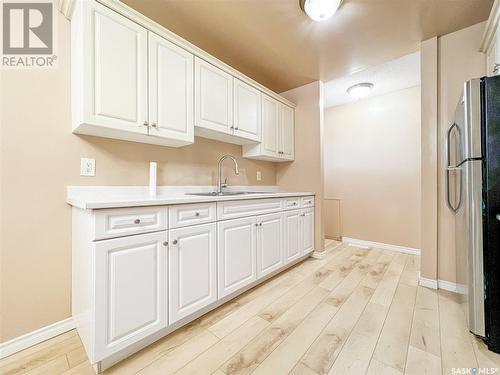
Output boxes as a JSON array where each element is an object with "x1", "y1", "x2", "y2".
[
  {"x1": 284, "y1": 209, "x2": 301, "y2": 263},
  {"x1": 218, "y1": 216, "x2": 257, "y2": 298},
  {"x1": 256, "y1": 213, "x2": 283, "y2": 278},
  {"x1": 168, "y1": 223, "x2": 217, "y2": 324},
  {"x1": 300, "y1": 208, "x2": 315, "y2": 254},
  {"x1": 93, "y1": 231, "x2": 167, "y2": 361},
  {"x1": 72, "y1": 195, "x2": 314, "y2": 371}
]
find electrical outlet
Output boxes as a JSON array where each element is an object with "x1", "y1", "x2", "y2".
[
  {"x1": 80, "y1": 158, "x2": 96, "y2": 176},
  {"x1": 256, "y1": 171, "x2": 262, "y2": 181}
]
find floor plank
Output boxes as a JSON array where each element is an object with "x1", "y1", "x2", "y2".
[
  {"x1": 372, "y1": 282, "x2": 417, "y2": 372},
  {"x1": 221, "y1": 287, "x2": 329, "y2": 375},
  {"x1": 252, "y1": 302, "x2": 337, "y2": 375},
  {"x1": 404, "y1": 345, "x2": 441, "y2": 375},
  {"x1": 300, "y1": 284, "x2": 375, "y2": 375}
]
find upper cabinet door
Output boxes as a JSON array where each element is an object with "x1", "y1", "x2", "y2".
[
  {"x1": 261, "y1": 94, "x2": 280, "y2": 158},
  {"x1": 85, "y1": 1, "x2": 148, "y2": 133},
  {"x1": 168, "y1": 223, "x2": 217, "y2": 324},
  {"x1": 217, "y1": 217, "x2": 257, "y2": 298},
  {"x1": 148, "y1": 32, "x2": 194, "y2": 146},
  {"x1": 233, "y1": 79, "x2": 261, "y2": 142},
  {"x1": 195, "y1": 58, "x2": 233, "y2": 134},
  {"x1": 93, "y1": 232, "x2": 167, "y2": 361},
  {"x1": 280, "y1": 104, "x2": 295, "y2": 160}
]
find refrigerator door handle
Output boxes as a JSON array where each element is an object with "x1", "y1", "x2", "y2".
[{"x1": 445, "y1": 122, "x2": 462, "y2": 213}]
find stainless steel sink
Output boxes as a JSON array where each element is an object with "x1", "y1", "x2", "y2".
[{"x1": 186, "y1": 191, "x2": 271, "y2": 197}]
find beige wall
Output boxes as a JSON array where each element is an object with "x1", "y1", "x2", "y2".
[
  {"x1": 420, "y1": 37, "x2": 439, "y2": 280},
  {"x1": 436, "y1": 22, "x2": 486, "y2": 282},
  {"x1": 277, "y1": 81, "x2": 325, "y2": 252},
  {"x1": 0, "y1": 14, "x2": 277, "y2": 342},
  {"x1": 324, "y1": 87, "x2": 422, "y2": 249}
]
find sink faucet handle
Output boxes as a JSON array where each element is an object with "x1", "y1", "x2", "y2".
[{"x1": 221, "y1": 178, "x2": 228, "y2": 188}]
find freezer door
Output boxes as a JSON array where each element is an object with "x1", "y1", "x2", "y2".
[{"x1": 455, "y1": 159, "x2": 485, "y2": 337}]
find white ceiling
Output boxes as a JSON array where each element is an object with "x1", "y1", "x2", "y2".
[{"x1": 323, "y1": 52, "x2": 421, "y2": 108}]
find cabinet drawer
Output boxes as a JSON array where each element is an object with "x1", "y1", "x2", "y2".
[
  {"x1": 94, "y1": 207, "x2": 167, "y2": 240},
  {"x1": 283, "y1": 198, "x2": 300, "y2": 210},
  {"x1": 169, "y1": 203, "x2": 216, "y2": 229},
  {"x1": 301, "y1": 196, "x2": 315, "y2": 208},
  {"x1": 217, "y1": 198, "x2": 282, "y2": 220}
]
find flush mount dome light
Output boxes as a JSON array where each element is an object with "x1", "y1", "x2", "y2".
[
  {"x1": 300, "y1": 0, "x2": 342, "y2": 22},
  {"x1": 347, "y1": 83, "x2": 374, "y2": 100}
]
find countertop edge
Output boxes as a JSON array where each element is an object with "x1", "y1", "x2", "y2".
[{"x1": 67, "y1": 192, "x2": 316, "y2": 210}]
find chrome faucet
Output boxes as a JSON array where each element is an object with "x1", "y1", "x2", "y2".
[{"x1": 217, "y1": 155, "x2": 240, "y2": 194}]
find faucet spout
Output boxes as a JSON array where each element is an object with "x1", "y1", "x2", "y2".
[{"x1": 217, "y1": 155, "x2": 240, "y2": 194}]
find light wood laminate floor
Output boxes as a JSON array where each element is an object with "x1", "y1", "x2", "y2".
[{"x1": 2, "y1": 240, "x2": 500, "y2": 375}]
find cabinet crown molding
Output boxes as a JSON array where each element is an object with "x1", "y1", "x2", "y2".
[{"x1": 480, "y1": 0, "x2": 500, "y2": 52}]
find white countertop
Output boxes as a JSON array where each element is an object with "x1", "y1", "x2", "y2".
[{"x1": 67, "y1": 186, "x2": 315, "y2": 209}]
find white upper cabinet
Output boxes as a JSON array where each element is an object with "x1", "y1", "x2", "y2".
[
  {"x1": 93, "y1": 232, "x2": 167, "y2": 362},
  {"x1": 280, "y1": 104, "x2": 295, "y2": 160},
  {"x1": 233, "y1": 79, "x2": 261, "y2": 142},
  {"x1": 195, "y1": 58, "x2": 233, "y2": 135},
  {"x1": 243, "y1": 94, "x2": 295, "y2": 161},
  {"x1": 74, "y1": 1, "x2": 148, "y2": 135},
  {"x1": 72, "y1": 1, "x2": 194, "y2": 147},
  {"x1": 72, "y1": 0, "x2": 295, "y2": 151},
  {"x1": 148, "y1": 32, "x2": 194, "y2": 145},
  {"x1": 168, "y1": 223, "x2": 217, "y2": 324}
]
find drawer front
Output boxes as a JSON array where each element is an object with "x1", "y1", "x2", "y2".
[
  {"x1": 301, "y1": 196, "x2": 315, "y2": 208},
  {"x1": 217, "y1": 198, "x2": 283, "y2": 220},
  {"x1": 169, "y1": 203, "x2": 216, "y2": 229},
  {"x1": 94, "y1": 207, "x2": 167, "y2": 240},
  {"x1": 283, "y1": 198, "x2": 300, "y2": 210}
]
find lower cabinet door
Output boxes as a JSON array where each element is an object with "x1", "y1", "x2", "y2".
[
  {"x1": 93, "y1": 231, "x2": 167, "y2": 361},
  {"x1": 300, "y1": 208, "x2": 315, "y2": 254},
  {"x1": 284, "y1": 209, "x2": 301, "y2": 263},
  {"x1": 168, "y1": 223, "x2": 217, "y2": 324},
  {"x1": 256, "y1": 212, "x2": 283, "y2": 278},
  {"x1": 218, "y1": 216, "x2": 257, "y2": 298}
]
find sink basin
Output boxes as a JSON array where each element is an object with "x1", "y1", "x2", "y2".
[{"x1": 186, "y1": 191, "x2": 272, "y2": 197}]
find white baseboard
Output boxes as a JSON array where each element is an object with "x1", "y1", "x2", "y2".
[
  {"x1": 0, "y1": 317, "x2": 74, "y2": 359},
  {"x1": 342, "y1": 237, "x2": 420, "y2": 255},
  {"x1": 418, "y1": 273, "x2": 465, "y2": 293}
]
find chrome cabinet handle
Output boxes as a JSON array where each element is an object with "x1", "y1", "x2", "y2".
[
  {"x1": 150, "y1": 123, "x2": 158, "y2": 129},
  {"x1": 134, "y1": 219, "x2": 141, "y2": 224},
  {"x1": 163, "y1": 241, "x2": 168, "y2": 246},
  {"x1": 195, "y1": 212, "x2": 200, "y2": 217},
  {"x1": 142, "y1": 121, "x2": 149, "y2": 128},
  {"x1": 172, "y1": 239, "x2": 178, "y2": 245},
  {"x1": 494, "y1": 63, "x2": 500, "y2": 74}
]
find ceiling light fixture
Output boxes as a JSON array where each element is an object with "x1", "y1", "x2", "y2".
[
  {"x1": 300, "y1": 0, "x2": 342, "y2": 22},
  {"x1": 347, "y1": 83, "x2": 374, "y2": 100}
]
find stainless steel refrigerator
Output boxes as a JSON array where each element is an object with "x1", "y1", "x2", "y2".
[{"x1": 446, "y1": 75, "x2": 500, "y2": 352}]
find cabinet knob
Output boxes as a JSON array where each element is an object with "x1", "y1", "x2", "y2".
[
  {"x1": 255, "y1": 223, "x2": 259, "y2": 227},
  {"x1": 142, "y1": 121, "x2": 149, "y2": 127},
  {"x1": 134, "y1": 219, "x2": 141, "y2": 224},
  {"x1": 259, "y1": 223, "x2": 263, "y2": 226},
  {"x1": 301, "y1": 213, "x2": 306, "y2": 217},
  {"x1": 151, "y1": 122, "x2": 158, "y2": 129},
  {"x1": 195, "y1": 212, "x2": 200, "y2": 217},
  {"x1": 292, "y1": 202, "x2": 297, "y2": 205},
  {"x1": 172, "y1": 239, "x2": 178, "y2": 245},
  {"x1": 163, "y1": 241, "x2": 168, "y2": 246}
]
